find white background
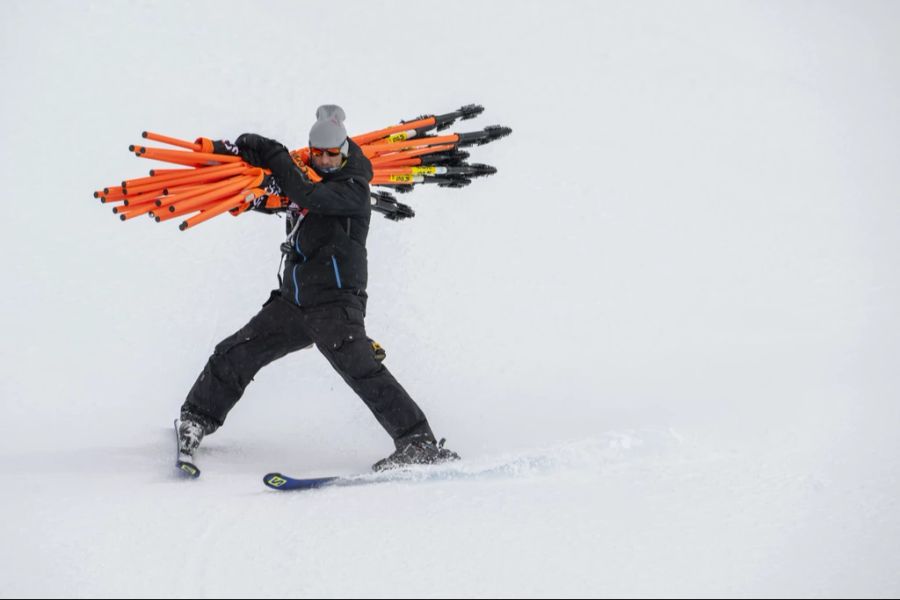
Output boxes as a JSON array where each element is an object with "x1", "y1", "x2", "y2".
[{"x1": 1, "y1": 1, "x2": 898, "y2": 597}]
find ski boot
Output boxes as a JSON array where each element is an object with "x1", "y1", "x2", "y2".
[
  {"x1": 174, "y1": 416, "x2": 208, "y2": 478},
  {"x1": 372, "y1": 435, "x2": 461, "y2": 472}
]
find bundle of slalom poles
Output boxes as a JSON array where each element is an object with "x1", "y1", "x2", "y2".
[{"x1": 93, "y1": 104, "x2": 511, "y2": 230}]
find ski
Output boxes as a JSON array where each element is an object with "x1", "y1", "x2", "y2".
[
  {"x1": 263, "y1": 472, "x2": 341, "y2": 491},
  {"x1": 174, "y1": 419, "x2": 201, "y2": 478}
]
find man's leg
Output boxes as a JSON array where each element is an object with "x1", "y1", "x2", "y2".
[
  {"x1": 303, "y1": 304, "x2": 435, "y2": 447},
  {"x1": 182, "y1": 291, "x2": 314, "y2": 432}
]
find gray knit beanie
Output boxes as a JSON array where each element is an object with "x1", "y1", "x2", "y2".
[{"x1": 309, "y1": 104, "x2": 349, "y2": 150}]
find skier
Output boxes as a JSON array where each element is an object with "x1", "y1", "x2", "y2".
[{"x1": 176, "y1": 105, "x2": 459, "y2": 472}]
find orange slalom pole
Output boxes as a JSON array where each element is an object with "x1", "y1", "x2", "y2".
[
  {"x1": 143, "y1": 146, "x2": 243, "y2": 164},
  {"x1": 164, "y1": 174, "x2": 258, "y2": 217},
  {"x1": 114, "y1": 201, "x2": 156, "y2": 220},
  {"x1": 352, "y1": 116, "x2": 437, "y2": 147},
  {"x1": 370, "y1": 143, "x2": 456, "y2": 166},
  {"x1": 122, "y1": 189, "x2": 165, "y2": 207},
  {"x1": 373, "y1": 167, "x2": 437, "y2": 177},
  {"x1": 363, "y1": 134, "x2": 460, "y2": 158},
  {"x1": 123, "y1": 182, "x2": 167, "y2": 198},
  {"x1": 154, "y1": 198, "x2": 221, "y2": 222},
  {"x1": 158, "y1": 183, "x2": 209, "y2": 197},
  {"x1": 153, "y1": 198, "x2": 223, "y2": 222},
  {"x1": 133, "y1": 149, "x2": 209, "y2": 167},
  {"x1": 122, "y1": 167, "x2": 217, "y2": 189},
  {"x1": 136, "y1": 146, "x2": 244, "y2": 165},
  {"x1": 97, "y1": 188, "x2": 127, "y2": 202},
  {"x1": 156, "y1": 163, "x2": 249, "y2": 190},
  {"x1": 101, "y1": 185, "x2": 126, "y2": 196},
  {"x1": 180, "y1": 193, "x2": 248, "y2": 231},
  {"x1": 372, "y1": 158, "x2": 422, "y2": 168},
  {"x1": 123, "y1": 172, "x2": 184, "y2": 189},
  {"x1": 370, "y1": 175, "x2": 423, "y2": 186},
  {"x1": 126, "y1": 163, "x2": 249, "y2": 196},
  {"x1": 170, "y1": 191, "x2": 252, "y2": 218},
  {"x1": 141, "y1": 131, "x2": 202, "y2": 152},
  {"x1": 156, "y1": 174, "x2": 251, "y2": 209},
  {"x1": 165, "y1": 185, "x2": 256, "y2": 220},
  {"x1": 149, "y1": 168, "x2": 193, "y2": 176}
]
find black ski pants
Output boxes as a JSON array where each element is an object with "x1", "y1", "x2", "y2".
[{"x1": 181, "y1": 291, "x2": 434, "y2": 447}]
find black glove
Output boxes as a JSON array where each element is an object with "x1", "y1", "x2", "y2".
[
  {"x1": 212, "y1": 139, "x2": 240, "y2": 155},
  {"x1": 235, "y1": 133, "x2": 289, "y2": 168},
  {"x1": 248, "y1": 174, "x2": 287, "y2": 213},
  {"x1": 194, "y1": 137, "x2": 240, "y2": 156}
]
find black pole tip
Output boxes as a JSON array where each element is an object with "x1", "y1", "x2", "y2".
[
  {"x1": 179, "y1": 222, "x2": 188, "y2": 231},
  {"x1": 168, "y1": 206, "x2": 175, "y2": 213},
  {"x1": 155, "y1": 216, "x2": 161, "y2": 223},
  {"x1": 128, "y1": 145, "x2": 135, "y2": 152},
  {"x1": 149, "y1": 170, "x2": 156, "y2": 176},
  {"x1": 119, "y1": 214, "x2": 126, "y2": 221},
  {"x1": 142, "y1": 131, "x2": 148, "y2": 138},
  {"x1": 93, "y1": 191, "x2": 99, "y2": 198}
]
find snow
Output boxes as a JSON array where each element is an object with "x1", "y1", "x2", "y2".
[{"x1": 2, "y1": 1, "x2": 899, "y2": 597}]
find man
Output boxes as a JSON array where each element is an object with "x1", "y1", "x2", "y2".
[{"x1": 177, "y1": 105, "x2": 459, "y2": 472}]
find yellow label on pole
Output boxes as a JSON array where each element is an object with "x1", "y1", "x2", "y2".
[
  {"x1": 389, "y1": 174, "x2": 415, "y2": 183},
  {"x1": 267, "y1": 476, "x2": 287, "y2": 488},
  {"x1": 388, "y1": 132, "x2": 409, "y2": 143},
  {"x1": 410, "y1": 166, "x2": 438, "y2": 175}
]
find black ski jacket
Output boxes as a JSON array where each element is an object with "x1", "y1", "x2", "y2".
[{"x1": 264, "y1": 139, "x2": 374, "y2": 309}]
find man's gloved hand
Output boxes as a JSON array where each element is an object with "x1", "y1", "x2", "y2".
[
  {"x1": 235, "y1": 133, "x2": 289, "y2": 168},
  {"x1": 195, "y1": 137, "x2": 240, "y2": 156},
  {"x1": 247, "y1": 174, "x2": 288, "y2": 213}
]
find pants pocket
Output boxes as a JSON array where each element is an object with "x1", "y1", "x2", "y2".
[{"x1": 304, "y1": 306, "x2": 366, "y2": 352}]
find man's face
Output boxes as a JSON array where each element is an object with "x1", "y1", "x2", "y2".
[{"x1": 310, "y1": 146, "x2": 344, "y2": 172}]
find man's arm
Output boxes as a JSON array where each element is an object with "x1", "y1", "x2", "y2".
[
  {"x1": 233, "y1": 133, "x2": 369, "y2": 217},
  {"x1": 267, "y1": 150, "x2": 369, "y2": 217}
]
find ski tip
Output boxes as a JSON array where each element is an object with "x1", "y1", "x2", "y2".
[
  {"x1": 177, "y1": 461, "x2": 201, "y2": 478},
  {"x1": 263, "y1": 473, "x2": 289, "y2": 489}
]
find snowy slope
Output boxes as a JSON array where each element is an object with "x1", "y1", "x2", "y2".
[{"x1": 1, "y1": 1, "x2": 899, "y2": 597}]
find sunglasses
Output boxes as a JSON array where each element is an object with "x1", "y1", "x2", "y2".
[{"x1": 309, "y1": 147, "x2": 343, "y2": 157}]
